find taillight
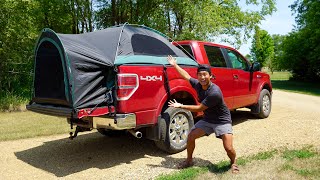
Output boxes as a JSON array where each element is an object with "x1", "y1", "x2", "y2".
[{"x1": 117, "y1": 74, "x2": 139, "y2": 100}]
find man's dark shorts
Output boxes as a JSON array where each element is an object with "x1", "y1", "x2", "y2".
[{"x1": 191, "y1": 120, "x2": 233, "y2": 138}]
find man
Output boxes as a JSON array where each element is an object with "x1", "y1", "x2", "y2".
[{"x1": 167, "y1": 55, "x2": 239, "y2": 173}]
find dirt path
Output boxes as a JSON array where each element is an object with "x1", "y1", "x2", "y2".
[{"x1": 0, "y1": 90, "x2": 319, "y2": 180}]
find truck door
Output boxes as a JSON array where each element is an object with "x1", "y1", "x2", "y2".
[
  {"x1": 224, "y1": 49, "x2": 256, "y2": 108},
  {"x1": 203, "y1": 45, "x2": 234, "y2": 109}
]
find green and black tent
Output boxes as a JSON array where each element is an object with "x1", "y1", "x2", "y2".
[{"x1": 29, "y1": 24, "x2": 197, "y2": 115}]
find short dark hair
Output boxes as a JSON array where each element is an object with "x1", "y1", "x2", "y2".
[{"x1": 197, "y1": 64, "x2": 211, "y2": 75}]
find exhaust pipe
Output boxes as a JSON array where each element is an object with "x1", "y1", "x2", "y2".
[{"x1": 128, "y1": 130, "x2": 142, "y2": 138}]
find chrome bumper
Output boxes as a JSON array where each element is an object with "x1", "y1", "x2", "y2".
[{"x1": 91, "y1": 113, "x2": 136, "y2": 130}]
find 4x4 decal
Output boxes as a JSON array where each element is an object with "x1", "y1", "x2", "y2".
[{"x1": 140, "y1": 75, "x2": 163, "y2": 81}]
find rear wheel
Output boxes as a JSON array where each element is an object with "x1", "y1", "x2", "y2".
[
  {"x1": 256, "y1": 89, "x2": 271, "y2": 118},
  {"x1": 155, "y1": 107, "x2": 194, "y2": 154}
]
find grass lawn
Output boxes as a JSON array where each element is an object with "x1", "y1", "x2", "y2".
[
  {"x1": 156, "y1": 146, "x2": 320, "y2": 180},
  {"x1": 0, "y1": 111, "x2": 70, "y2": 141},
  {"x1": 268, "y1": 71, "x2": 320, "y2": 96},
  {"x1": 268, "y1": 71, "x2": 292, "y2": 80}
]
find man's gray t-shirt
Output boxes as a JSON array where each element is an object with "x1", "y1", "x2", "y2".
[{"x1": 189, "y1": 78, "x2": 231, "y2": 124}]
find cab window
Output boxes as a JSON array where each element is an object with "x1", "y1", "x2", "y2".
[
  {"x1": 204, "y1": 45, "x2": 227, "y2": 67},
  {"x1": 227, "y1": 49, "x2": 249, "y2": 71},
  {"x1": 176, "y1": 44, "x2": 194, "y2": 59}
]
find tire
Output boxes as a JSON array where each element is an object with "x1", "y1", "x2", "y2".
[
  {"x1": 256, "y1": 89, "x2": 272, "y2": 118},
  {"x1": 155, "y1": 107, "x2": 194, "y2": 154},
  {"x1": 97, "y1": 129, "x2": 125, "y2": 137}
]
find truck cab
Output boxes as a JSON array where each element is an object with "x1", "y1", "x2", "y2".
[{"x1": 175, "y1": 40, "x2": 272, "y2": 111}]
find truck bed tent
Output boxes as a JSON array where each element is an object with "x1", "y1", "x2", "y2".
[{"x1": 32, "y1": 24, "x2": 198, "y2": 111}]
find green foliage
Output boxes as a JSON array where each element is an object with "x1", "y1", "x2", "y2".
[
  {"x1": 156, "y1": 167, "x2": 207, "y2": 180},
  {"x1": 271, "y1": 34, "x2": 286, "y2": 71},
  {"x1": 0, "y1": 92, "x2": 28, "y2": 112},
  {"x1": 33, "y1": 0, "x2": 94, "y2": 33},
  {"x1": 283, "y1": 147, "x2": 317, "y2": 161},
  {"x1": 281, "y1": 146, "x2": 319, "y2": 178},
  {"x1": 278, "y1": 0, "x2": 320, "y2": 81},
  {"x1": 95, "y1": 0, "x2": 276, "y2": 45},
  {"x1": 250, "y1": 26, "x2": 275, "y2": 68},
  {"x1": 0, "y1": 0, "x2": 38, "y2": 99},
  {"x1": 271, "y1": 80, "x2": 320, "y2": 96},
  {"x1": 157, "y1": 147, "x2": 318, "y2": 180},
  {"x1": 207, "y1": 160, "x2": 230, "y2": 173},
  {"x1": 268, "y1": 71, "x2": 320, "y2": 96},
  {"x1": 237, "y1": 150, "x2": 277, "y2": 166},
  {"x1": 269, "y1": 71, "x2": 292, "y2": 80}
]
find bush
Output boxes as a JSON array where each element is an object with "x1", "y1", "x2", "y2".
[{"x1": 0, "y1": 92, "x2": 29, "y2": 112}]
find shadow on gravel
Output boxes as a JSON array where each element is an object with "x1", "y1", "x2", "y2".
[
  {"x1": 149, "y1": 110, "x2": 258, "y2": 170},
  {"x1": 231, "y1": 109, "x2": 260, "y2": 126},
  {"x1": 14, "y1": 110, "x2": 258, "y2": 177},
  {"x1": 15, "y1": 132, "x2": 167, "y2": 177}
]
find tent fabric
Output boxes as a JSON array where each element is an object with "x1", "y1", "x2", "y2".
[{"x1": 33, "y1": 24, "x2": 198, "y2": 111}]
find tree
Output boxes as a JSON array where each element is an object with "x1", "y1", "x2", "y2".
[
  {"x1": 0, "y1": 0, "x2": 39, "y2": 97},
  {"x1": 95, "y1": 0, "x2": 277, "y2": 46},
  {"x1": 0, "y1": 0, "x2": 95, "y2": 101},
  {"x1": 278, "y1": 0, "x2": 320, "y2": 81},
  {"x1": 250, "y1": 26, "x2": 274, "y2": 71},
  {"x1": 35, "y1": 0, "x2": 94, "y2": 34},
  {"x1": 271, "y1": 34, "x2": 285, "y2": 71}
]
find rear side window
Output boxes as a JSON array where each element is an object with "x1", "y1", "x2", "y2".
[
  {"x1": 204, "y1": 45, "x2": 227, "y2": 67},
  {"x1": 226, "y1": 49, "x2": 249, "y2": 71},
  {"x1": 176, "y1": 44, "x2": 194, "y2": 59}
]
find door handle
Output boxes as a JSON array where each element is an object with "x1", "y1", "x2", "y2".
[{"x1": 233, "y1": 74, "x2": 239, "y2": 79}]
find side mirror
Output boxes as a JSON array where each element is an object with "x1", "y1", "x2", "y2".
[{"x1": 251, "y1": 62, "x2": 261, "y2": 72}]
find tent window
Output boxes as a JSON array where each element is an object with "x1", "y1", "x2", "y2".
[
  {"x1": 34, "y1": 41, "x2": 67, "y2": 102},
  {"x1": 131, "y1": 34, "x2": 175, "y2": 56}
]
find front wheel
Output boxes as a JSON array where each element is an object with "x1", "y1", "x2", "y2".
[
  {"x1": 256, "y1": 89, "x2": 272, "y2": 118},
  {"x1": 155, "y1": 107, "x2": 194, "y2": 154}
]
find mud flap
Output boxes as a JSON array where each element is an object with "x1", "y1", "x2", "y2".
[
  {"x1": 250, "y1": 104, "x2": 260, "y2": 114},
  {"x1": 146, "y1": 116, "x2": 164, "y2": 141}
]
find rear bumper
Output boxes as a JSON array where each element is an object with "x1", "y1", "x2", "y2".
[{"x1": 91, "y1": 113, "x2": 136, "y2": 130}]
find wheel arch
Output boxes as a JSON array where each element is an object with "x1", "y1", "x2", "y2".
[
  {"x1": 255, "y1": 82, "x2": 272, "y2": 103},
  {"x1": 155, "y1": 86, "x2": 198, "y2": 121}
]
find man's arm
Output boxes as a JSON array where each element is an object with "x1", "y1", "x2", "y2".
[
  {"x1": 167, "y1": 55, "x2": 191, "y2": 81},
  {"x1": 168, "y1": 99, "x2": 208, "y2": 112}
]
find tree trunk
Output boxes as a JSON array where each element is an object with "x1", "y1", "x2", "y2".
[
  {"x1": 88, "y1": 0, "x2": 93, "y2": 31},
  {"x1": 111, "y1": 0, "x2": 116, "y2": 25},
  {"x1": 70, "y1": 0, "x2": 78, "y2": 34}
]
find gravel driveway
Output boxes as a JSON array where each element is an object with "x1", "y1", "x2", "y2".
[{"x1": 0, "y1": 90, "x2": 319, "y2": 180}]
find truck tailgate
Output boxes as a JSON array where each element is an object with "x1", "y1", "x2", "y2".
[{"x1": 26, "y1": 103, "x2": 72, "y2": 117}]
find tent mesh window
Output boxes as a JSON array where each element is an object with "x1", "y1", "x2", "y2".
[
  {"x1": 131, "y1": 34, "x2": 176, "y2": 56},
  {"x1": 34, "y1": 41, "x2": 67, "y2": 102}
]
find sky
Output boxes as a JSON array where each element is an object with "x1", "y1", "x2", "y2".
[{"x1": 220, "y1": 0, "x2": 297, "y2": 55}]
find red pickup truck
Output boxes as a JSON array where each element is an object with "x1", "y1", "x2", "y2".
[{"x1": 27, "y1": 25, "x2": 272, "y2": 153}]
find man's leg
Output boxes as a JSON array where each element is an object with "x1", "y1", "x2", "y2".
[
  {"x1": 221, "y1": 134, "x2": 237, "y2": 165},
  {"x1": 179, "y1": 128, "x2": 206, "y2": 168}
]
